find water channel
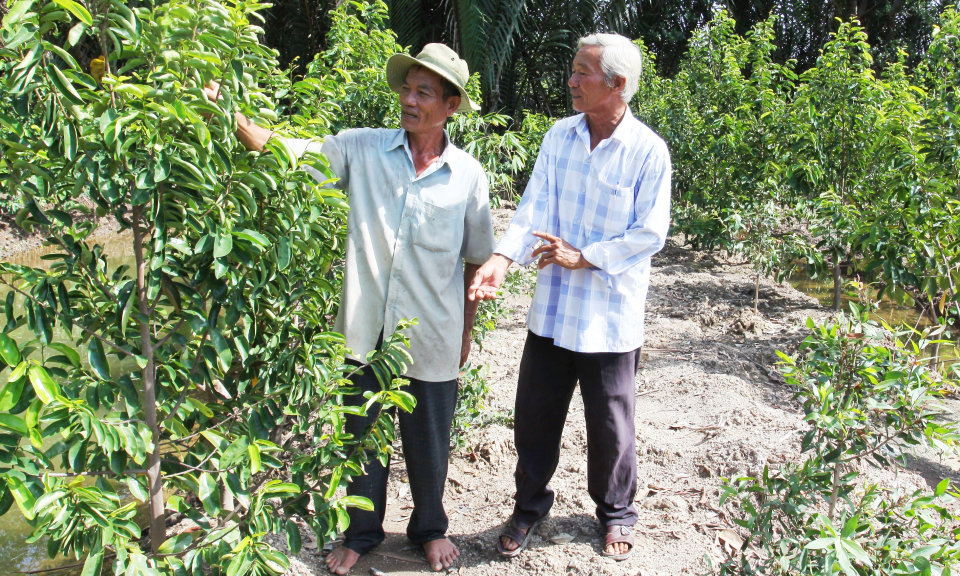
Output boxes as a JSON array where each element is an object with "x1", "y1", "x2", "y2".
[
  {"x1": 0, "y1": 232, "x2": 143, "y2": 575},
  {"x1": 0, "y1": 238, "x2": 947, "y2": 573}
]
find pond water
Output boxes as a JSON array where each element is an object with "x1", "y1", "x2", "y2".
[
  {"x1": 788, "y1": 271, "x2": 960, "y2": 365},
  {"x1": 0, "y1": 231, "x2": 145, "y2": 575},
  {"x1": 788, "y1": 271, "x2": 934, "y2": 330}
]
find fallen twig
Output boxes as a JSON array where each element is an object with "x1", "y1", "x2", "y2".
[{"x1": 370, "y1": 551, "x2": 430, "y2": 565}]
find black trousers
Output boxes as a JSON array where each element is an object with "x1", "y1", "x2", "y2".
[
  {"x1": 512, "y1": 331, "x2": 641, "y2": 528},
  {"x1": 342, "y1": 360, "x2": 458, "y2": 555}
]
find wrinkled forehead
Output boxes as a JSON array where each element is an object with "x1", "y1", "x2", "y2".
[
  {"x1": 404, "y1": 65, "x2": 445, "y2": 91},
  {"x1": 572, "y1": 45, "x2": 603, "y2": 70}
]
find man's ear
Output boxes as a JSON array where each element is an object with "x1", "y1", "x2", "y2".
[{"x1": 447, "y1": 95, "x2": 462, "y2": 117}]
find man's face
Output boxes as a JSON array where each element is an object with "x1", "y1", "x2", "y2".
[
  {"x1": 568, "y1": 45, "x2": 622, "y2": 114},
  {"x1": 399, "y1": 66, "x2": 460, "y2": 135}
]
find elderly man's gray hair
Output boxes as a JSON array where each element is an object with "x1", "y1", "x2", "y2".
[{"x1": 577, "y1": 33, "x2": 643, "y2": 104}]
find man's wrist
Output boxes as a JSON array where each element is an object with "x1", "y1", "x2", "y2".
[{"x1": 492, "y1": 253, "x2": 514, "y2": 266}]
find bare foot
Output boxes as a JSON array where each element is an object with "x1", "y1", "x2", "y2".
[
  {"x1": 603, "y1": 525, "x2": 633, "y2": 558},
  {"x1": 324, "y1": 545, "x2": 360, "y2": 575},
  {"x1": 499, "y1": 525, "x2": 528, "y2": 552},
  {"x1": 605, "y1": 541, "x2": 629, "y2": 555},
  {"x1": 423, "y1": 538, "x2": 459, "y2": 572}
]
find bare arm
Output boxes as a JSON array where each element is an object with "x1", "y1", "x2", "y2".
[
  {"x1": 202, "y1": 81, "x2": 273, "y2": 152},
  {"x1": 234, "y1": 112, "x2": 273, "y2": 152},
  {"x1": 461, "y1": 263, "x2": 482, "y2": 367}
]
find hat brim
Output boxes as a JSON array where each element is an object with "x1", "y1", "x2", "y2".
[{"x1": 386, "y1": 53, "x2": 480, "y2": 113}]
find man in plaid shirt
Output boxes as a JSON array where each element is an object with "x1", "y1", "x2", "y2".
[{"x1": 469, "y1": 32, "x2": 671, "y2": 561}]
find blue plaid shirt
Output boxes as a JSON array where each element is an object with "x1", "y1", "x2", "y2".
[{"x1": 496, "y1": 111, "x2": 671, "y2": 353}]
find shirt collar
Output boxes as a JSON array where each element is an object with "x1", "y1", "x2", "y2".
[
  {"x1": 573, "y1": 108, "x2": 640, "y2": 150},
  {"x1": 386, "y1": 129, "x2": 458, "y2": 174}
]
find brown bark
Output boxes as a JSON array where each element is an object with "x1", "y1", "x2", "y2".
[{"x1": 133, "y1": 206, "x2": 166, "y2": 552}]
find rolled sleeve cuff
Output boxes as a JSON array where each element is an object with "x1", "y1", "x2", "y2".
[
  {"x1": 581, "y1": 243, "x2": 619, "y2": 290},
  {"x1": 495, "y1": 238, "x2": 533, "y2": 266}
]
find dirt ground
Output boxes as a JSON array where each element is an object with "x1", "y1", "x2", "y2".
[
  {"x1": 4, "y1": 206, "x2": 954, "y2": 575},
  {"x1": 271, "y1": 209, "x2": 960, "y2": 576},
  {"x1": 0, "y1": 200, "x2": 121, "y2": 261}
]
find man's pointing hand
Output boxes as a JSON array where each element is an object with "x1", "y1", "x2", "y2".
[{"x1": 531, "y1": 231, "x2": 592, "y2": 270}]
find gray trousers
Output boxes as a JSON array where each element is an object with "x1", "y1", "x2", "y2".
[
  {"x1": 342, "y1": 359, "x2": 458, "y2": 555},
  {"x1": 512, "y1": 331, "x2": 641, "y2": 528}
]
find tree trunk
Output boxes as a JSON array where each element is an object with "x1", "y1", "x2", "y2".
[
  {"x1": 833, "y1": 249, "x2": 843, "y2": 311},
  {"x1": 133, "y1": 206, "x2": 166, "y2": 553},
  {"x1": 929, "y1": 300, "x2": 942, "y2": 374},
  {"x1": 828, "y1": 462, "x2": 842, "y2": 520},
  {"x1": 754, "y1": 272, "x2": 760, "y2": 312}
]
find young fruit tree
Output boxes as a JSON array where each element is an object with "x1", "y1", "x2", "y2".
[{"x1": 0, "y1": 0, "x2": 415, "y2": 573}]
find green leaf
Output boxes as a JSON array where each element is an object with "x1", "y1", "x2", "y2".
[
  {"x1": 80, "y1": 549, "x2": 103, "y2": 576},
  {"x1": 0, "y1": 333, "x2": 21, "y2": 366},
  {"x1": 220, "y1": 436, "x2": 249, "y2": 468},
  {"x1": 806, "y1": 537, "x2": 837, "y2": 550},
  {"x1": 187, "y1": 397, "x2": 214, "y2": 418},
  {"x1": 156, "y1": 532, "x2": 193, "y2": 555},
  {"x1": 935, "y1": 478, "x2": 949, "y2": 497},
  {"x1": 0, "y1": 374, "x2": 26, "y2": 411},
  {"x1": 2, "y1": 0, "x2": 34, "y2": 30},
  {"x1": 47, "y1": 343, "x2": 80, "y2": 369},
  {"x1": 126, "y1": 477, "x2": 148, "y2": 503},
  {"x1": 285, "y1": 519, "x2": 301, "y2": 555},
  {"x1": 208, "y1": 328, "x2": 233, "y2": 368},
  {"x1": 198, "y1": 472, "x2": 221, "y2": 517},
  {"x1": 214, "y1": 230, "x2": 233, "y2": 258},
  {"x1": 28, "y1": 365, "x2": 60, "y2": 404},
  {"x1": 0, "y1": 413, "x2": 28, "y2": 435},
  {"x1": 7, "y1": 477, "x2": 36, "y2": 520},
  {"x1": 261, "y1": 480, "x2": 300, "y2": 496},
  {"x1": 841, "y1": 538, "x2": 872, "y2": 565},
  {"x1": 67, "y1": 22, "x2": 87, "y2": 46},
  {"x1": 248, "y1": 443, "x2": 261, "y2": 474},
  {"x1": 47, "y1": 63, "x2": 85, "y2": 106},
  {"x1": 87, "y1": 338, "x2": 110, "y2": 381},
  {"x1": 51, "y1": 0, "x2": 92, "y2": 25},
  {"x1": 277, "y1": 236, "x2": 291, "y2": 270},
  {"x1": 338, "y1": 495, "x2": 374, "y2": 511}
]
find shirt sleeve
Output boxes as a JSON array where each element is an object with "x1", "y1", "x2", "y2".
[
  {"x1": 494, "y1": 129, "x2": 556, "y2": 266},
  {"x1": 283, "y1": 138, "x2": 327, "y2": 183},
  {"x1": 580, "y1": 143, "x2": 672, "y2": 277},
  {"x1": 286, "y1": 129, "x2": 357, "y2": 187},
  {"x1": 461, "y1": 170, "x2": 496, "y2": 265}
]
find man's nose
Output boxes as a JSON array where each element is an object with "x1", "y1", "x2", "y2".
[
  {"x1": 400, "y1": 90, "x2": 416, "y2": 106},
  {"x1": 568, "y1": 73, "x2": 578, "y2": 88}
]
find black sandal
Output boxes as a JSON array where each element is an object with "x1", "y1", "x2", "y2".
[{"x1": 496, "y1": 516, "x2": 544, "y2": 558}]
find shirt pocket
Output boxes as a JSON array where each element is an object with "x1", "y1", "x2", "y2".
[
  {"x1": 591, "y1": 179, "x2": 634, "y2": 238},
  {"x1": 414, "y1": 200, "x2": 462, "y2": 253}
]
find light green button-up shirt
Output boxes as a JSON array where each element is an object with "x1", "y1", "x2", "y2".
[{"x1": 287, "y1": 128, "x2": 495, "y2": 382}]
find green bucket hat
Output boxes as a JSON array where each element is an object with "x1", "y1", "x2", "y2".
[{"x1": 386, "y1": 43, "x2": 480, "y2": 113}]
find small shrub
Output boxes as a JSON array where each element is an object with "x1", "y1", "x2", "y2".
[{"x1": 715, "y1": 302, "x2": 960, "y2": 575}]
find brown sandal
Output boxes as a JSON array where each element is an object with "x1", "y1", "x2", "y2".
[
  {"x1": 602, "y1": 524, "x2": 634, "y2": 561},
  {"x1": 496, "y1": 516, "x2": 544, "y2": 558}
]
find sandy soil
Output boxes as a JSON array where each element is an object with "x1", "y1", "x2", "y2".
[
  {"x1": 0, "y1": 200, "x2": 121, "y2": 261},
  {"x1": 241, "y1": 209, "x2": 960, "y2": 575}
]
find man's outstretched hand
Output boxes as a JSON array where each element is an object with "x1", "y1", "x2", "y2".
[
  {"x1": 201, "y1": 80, "x2": 272, "y2": 152},
  {"x1": 468, "y1": 254, "x2": 513, "y2": 301},
  {"x1": 531, "y1": 231, "x2": 592, "y2": 270},
  {"x1": 201, "y1": 80, "x2": 223, "y2": 103}
]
